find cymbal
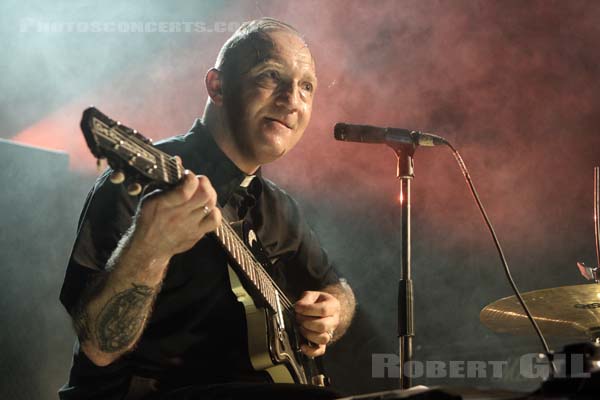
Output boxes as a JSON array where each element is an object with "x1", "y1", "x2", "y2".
[{"x1": 480, "y1": 284, "x2": 600, "y2": 340}]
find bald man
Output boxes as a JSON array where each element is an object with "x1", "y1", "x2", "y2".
[{"x1": 59, "y1": 18, "x2": 355, "y2": 400}]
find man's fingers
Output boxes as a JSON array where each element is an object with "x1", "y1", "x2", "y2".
[
  {"x1": 300, "y1": 343, "x2": 326, "y2": 357},
  {"x1": 295, "y1": 295, "x2": 339, "y2": 317},
  {"x1": 296, "y1": 314, "x2": 337, "y2": 333},
  {"x1": 295, "y1": 291, "x2": 340, "y2": 348},
  {"x1": 155, "y1": 173, "x2": 217, "y2": 212},
  {"x1": 185, "y1": 175, "x2": 217, "y2": 212},
  {"x1": 295, "y1": 291, "x2": 322, "y2": 306},
  {"x1": 160, "y1": 171, "x2": 199, "y2": 207},
  {"x1": 296, "y1": 302, "x2": 329, "y2": 317},
  {"x1": 299, "y1": 326, "x2": 331, "y2": 346},
  {"x1": 197, "y1": 207, "x2": 222, "y2": 232},
  {"x1": 191, "y1": 202, "x2": 215, "y2": 220},
  {"x1": 130, "y1": 164, "x2": 221, "y2": 258}
]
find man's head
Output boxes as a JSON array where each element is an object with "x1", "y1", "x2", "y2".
[{"x1": 203, "y1": 18, "x2": 317, "y2": 174}]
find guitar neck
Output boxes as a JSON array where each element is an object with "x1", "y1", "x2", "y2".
[{"x1": 213, "y1": 222, "x2": 287, "y2": 313}]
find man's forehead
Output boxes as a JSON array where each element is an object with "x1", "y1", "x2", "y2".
[{"x1": 238, "y1": 30, "x2": 316, "y2": 77}]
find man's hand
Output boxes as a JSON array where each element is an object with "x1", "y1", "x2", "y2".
[
  {"x1": 131, "y1": 170, "x2": 222, "y2": 267},
  {"x1": 294, "y1": 291, "x2": 341, "y2": 357}
]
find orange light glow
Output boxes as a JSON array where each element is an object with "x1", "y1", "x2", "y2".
[{"x1": 11, "y1": 101, "x2": 97, "y2": 172}]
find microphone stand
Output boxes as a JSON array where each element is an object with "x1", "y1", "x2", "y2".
[{"x1": 391, "y1": 142, "x2": 416, "y2": 390}]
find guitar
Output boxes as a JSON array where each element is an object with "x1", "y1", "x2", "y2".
[{"x1": 79, "y1": 106, "x2": 328, "y2": 386}]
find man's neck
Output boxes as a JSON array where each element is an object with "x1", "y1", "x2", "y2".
[{"x1": 202, "y1": 108, "x2": 259, "y2": 175}]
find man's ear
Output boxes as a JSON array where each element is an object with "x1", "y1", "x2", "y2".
[{"x1": 205, "y1": 68, "x2": 224, "y2": 106}]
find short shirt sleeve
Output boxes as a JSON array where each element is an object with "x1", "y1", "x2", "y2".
[
  {"x1": 59, "y1": 170, "x2": 138, "y2": 315},
  {"x1": 252, "y1": 179, "x2": 342, "y2": 300}
]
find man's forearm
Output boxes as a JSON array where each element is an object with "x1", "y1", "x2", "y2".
[
  {"x1": 71, "y1": 227, "x2": 169, "y2": 366},
  {"x1": 322, "y1": 279, "x2": 356, "y2": 341}
]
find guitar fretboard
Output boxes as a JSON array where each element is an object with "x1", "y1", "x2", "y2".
[{"x1": 214, "y1": 222, "x2": 285, "y2": 312}]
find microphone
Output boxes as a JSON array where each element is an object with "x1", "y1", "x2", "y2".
[{"x1": 334, "y1": 123, "x2": 447, "y2": 147}]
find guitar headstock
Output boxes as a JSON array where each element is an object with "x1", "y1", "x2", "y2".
[{"x1": 80, "y1": 106, "x2": 183, "y2": 194}]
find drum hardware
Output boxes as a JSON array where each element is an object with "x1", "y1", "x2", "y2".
[
  {"x1": 481, "y1": 287, "x2": 600, "y2": 397},
  {"x1": 478, "y1": 167, "x2": 600, "y2": 398},
  {"x1": 480, "y1": 284, "x2": 600, "y2": 341},
  {"x1": 577, "y1": 262, "x2": 599, "y2": 284}
]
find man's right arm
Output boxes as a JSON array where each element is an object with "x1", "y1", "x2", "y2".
[{"x1": 70, "y1": 172, "x2": 221, "y2": 366}]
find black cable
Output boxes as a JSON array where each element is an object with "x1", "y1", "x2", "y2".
[{"x1": 443, "y1": 140, "x2": 557, "y2": 376}]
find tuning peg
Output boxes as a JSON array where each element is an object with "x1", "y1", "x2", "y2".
[
  {"x1": 109, "y1": 170, "x2": 126, "y2": 184},
  {"x1": 112, "y1": 140, "x2": 124, "y2": 150},
  {"x1": 96, "y1": 158, "x2": 106, "y2": 172},
  {"x1": 128, "y1": 153, "x2": 141, "y2": 166},
  {"x1": 127, "y1": 182, "x2": 143, "y2": 196}
]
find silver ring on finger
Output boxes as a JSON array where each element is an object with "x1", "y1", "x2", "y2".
[
  {"x1": 326, "y1": 329, "x2": 335, "y2": 344},
  {"x1": 201, "y1": 205, "x2": 211, "y2": 217}
]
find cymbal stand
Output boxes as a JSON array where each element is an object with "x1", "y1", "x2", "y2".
[
  {"x1": 576, "y1": 167, "x2": 600, "y2": 283},
  {"x1": 594, "y1": 167, "x2": 600, "y2": 281}
]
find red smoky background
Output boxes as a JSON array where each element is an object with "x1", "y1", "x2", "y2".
[{"x1": 2, "y1": 0, "x2": 600, "y2": 397}]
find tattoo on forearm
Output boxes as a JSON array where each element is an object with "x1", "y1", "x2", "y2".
[
  {"x1": 72, "y1": 272, "x2": 108, "y2": 343},
  {"x1": 96, "y1": 283, "x2": 155, "y2": 352}
]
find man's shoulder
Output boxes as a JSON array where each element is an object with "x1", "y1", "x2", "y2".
[
  {"x1": 261, "y1": 177, "x2": 293, "y2": 201},
  {"x1": 259, "y1": 177, "x2": 302, "y2": 214},
  {"x1": 153, "y1": 118, "x2": 205, "y2": 153},
  {"x1": 154, "y1": 131, "x2": 194, "y2": 154}
]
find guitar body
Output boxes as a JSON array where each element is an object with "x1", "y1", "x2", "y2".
[
  {"x1": 227, "y1": 266, "x2": 306, "y2": 383},
  {"x1": 227, "y1": 221, "x2": 323, "y2": 385}
]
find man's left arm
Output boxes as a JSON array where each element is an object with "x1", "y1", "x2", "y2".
[{"x1": 295, "y1": 278, "x2": 356, "y2": 357}]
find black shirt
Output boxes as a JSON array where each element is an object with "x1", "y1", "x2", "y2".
[{"x1": 58, "y1": 120, "x2": 341, "y2": 399}]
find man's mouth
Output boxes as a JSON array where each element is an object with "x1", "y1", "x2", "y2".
[{"x1": 265, "y1": 117, "x2": 293, "y2": 130}]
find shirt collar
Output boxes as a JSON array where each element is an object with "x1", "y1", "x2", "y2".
[{"x1": 185, "y1": 119, "x2": 261, "y2": 207}]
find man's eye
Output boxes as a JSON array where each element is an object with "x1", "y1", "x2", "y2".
[
  {"x1": 259, "y1": 70, "x2": 279, "y2": 81},
  {"x1": 302, "y1": 82, "x2": 314, "y2": 93}
]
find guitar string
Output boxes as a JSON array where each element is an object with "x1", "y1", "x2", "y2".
[
  {"x1": 112, "y1": 126, "x2": 297, "y2": 312},
  {"x1": 112, "y1": 125, "x2": 182, "y2": 185},
  {"x1": 219, "y1": 221, "x2": 296, "y2": 312}
]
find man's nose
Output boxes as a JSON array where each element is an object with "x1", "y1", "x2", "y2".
[{"x1": 275, "y1": 81, "x2": 300, "y2": 112}]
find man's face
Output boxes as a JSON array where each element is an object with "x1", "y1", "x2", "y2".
[{"x1": 223, "y1": 29, "x2": 317, "y2": 168}]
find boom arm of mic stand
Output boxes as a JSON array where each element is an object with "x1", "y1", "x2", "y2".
[{"x1": 390, "y1": 142, "x2": 416, "y2": 390}]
